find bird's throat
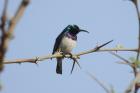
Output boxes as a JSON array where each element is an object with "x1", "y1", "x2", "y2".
[{"x1": 66, "y1": 33, "x2": 77, "y2": 40}]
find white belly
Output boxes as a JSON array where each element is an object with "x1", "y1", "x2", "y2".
[{"x1": 60, "y1": 37, "x2": 76, "y2": 53}]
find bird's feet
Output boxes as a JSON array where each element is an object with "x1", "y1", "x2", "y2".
[
  {"x1": 67, "y1": 53, "x2": 74, "y2": 59},
  {"x1": 60, "y1": 52, "x2": 74, "y2": 59},
  {"x1": 59, "y1": 52, "x2": 66, "y2": 58},
  {"x1": 59, "y1": 52, "x2": 81, "y2": 74},
  {"x1": 66, "y1": 53, "x2": 81, "y2": 74}
]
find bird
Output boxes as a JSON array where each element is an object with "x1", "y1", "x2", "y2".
[{"x1": 52, "y1": 25, "x2": 89, "y2": 74}]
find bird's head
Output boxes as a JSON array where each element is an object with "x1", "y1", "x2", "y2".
[{"x1": 68, "y1": 25, "x2": 89, "y2": 36}]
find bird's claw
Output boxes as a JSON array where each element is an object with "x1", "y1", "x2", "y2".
[
  {"x1": 67, "y1": 53, "x2": 74, "y2": 59},
  {"x1": 60, "y1": 52, "x2": 66, "y2": 58},
  {"x1": 61, "y1": 52, "x2": 74, "y2": 59}
]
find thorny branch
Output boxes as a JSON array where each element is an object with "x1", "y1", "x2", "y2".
[
  {"x1": 3, "y1": 40, "x2": 114, "y2": 64},
  {"x1": 2, "y1": 48, "x2": 136, "y2": 64}
]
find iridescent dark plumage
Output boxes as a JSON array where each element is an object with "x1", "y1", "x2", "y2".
[{"x1": 52, "y1": 25, "x2": 88, "y2": 74}]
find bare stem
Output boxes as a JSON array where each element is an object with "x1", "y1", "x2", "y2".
[
  {"x1": 3, "y1": 48, "x2": 137, "y2": 64},
  {"x1": 85, "y1": 71, "x2": 111, "y2": 93},
  {"x1": 129, "y1": 0, "x2": 140, "y2": 92}
]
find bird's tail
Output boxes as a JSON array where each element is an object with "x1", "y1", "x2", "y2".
[{"x1": 56, "y1": 58, "x2": 62, "y2": 74}]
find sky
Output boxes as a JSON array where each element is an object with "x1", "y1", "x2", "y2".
[{"x1": 0, "y1": 0, "x2": 140, "y2": 93}]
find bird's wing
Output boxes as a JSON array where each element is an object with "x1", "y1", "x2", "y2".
[{"x1": 52, "y1": 25, "x2": 71, "y2": 54}]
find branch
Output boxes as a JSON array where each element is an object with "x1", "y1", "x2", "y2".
[
  {"x1": 109, "y1": 52, "x2": 131, "y2": 64},
  {"x1": 130, "y1": 0, "x2": 137, "y2": 6},
  {"x1": 7, "y1": 0, "x2": 30, "y2": 36},
  {"x1": 130, "y1": 0, "x2": 140, "y2": 61},
  {"x1": 129, "y1": 0, "x2": 140, "y2": 92},
  {"x1": 0, "y1": 0, "x2": 8, "y2": 72},
  {"x1": 109, "y1": 52, "x2": 137, "y2": 76},
  {"x1": 0, "y1": 0, "x2": 30, "y2": 72},
  {"x1": 3, "y1": 48, "x2": 137, "y2": 64},
  {"x1": 125, "y1": 72, "x2": 140, "y2": 93},
  {"x1": 3, "y1": 40, "x2": 113, "y2": 64},
  {"x1": 85, "y1": 71, "x2": 111, "y2": 93},
  {"x1": 3, "y1": 42, "x2": 138, "y2": 64}
]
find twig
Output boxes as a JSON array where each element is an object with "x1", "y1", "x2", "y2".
[
  {"x1": 7, "y1": 0, "x2": 30, "y2": 36},
  {"x1": 109, "y1": 52, "x2": 131, "y2": 65},
  {"x1": 5, "y1": 0, "x2": 30, "y2": 54},
  {"x1": 130, "y1": 0, "x2": 140, "y2": 61},
  {"x1": 109, "y1": 52, "x2": 137, "y2": 76},
  {"x1": 76, "y1": 40, "x2": 113, "y2": 56},
  {"x1": 125, "y1": 72, "x2": 140, "y2": 93},
  {"x1": 85, "y1": 71, "x2": 111, "y2": 93},
  {"x1": 3, "y1": 40, "x2": 114, "y2": 64},
  {"x1": 135, "y1": 0, "x2": 140, "y2": 61},
  {"x1": 70, "y1": 40, "x2": 113, "y2": 74}
]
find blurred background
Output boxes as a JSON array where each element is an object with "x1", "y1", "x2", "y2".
[{"x1": 0, "y1": 0, "x2": 139, "y2": 93}]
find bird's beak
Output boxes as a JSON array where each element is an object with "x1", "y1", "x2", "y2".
[{"x1": 80, "y1": 29, "x2": 89, "y2": 33}]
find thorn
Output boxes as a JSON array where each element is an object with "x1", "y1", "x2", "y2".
[
  {"x1": 75, "y1": 60, "x2": 82, "y2": 69},
  {"x1": 95, "y1": 40, "x2": 113, "y2": 51},
  {"x1": 34, "y1": 57, "x2": 39, "y2": 65},
  {"x1": 70, "y1": 61, "x2": 75, "y2": 74},
  {"x1": 70, "y1": 58, "x2": 82, "y2": 74}
]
